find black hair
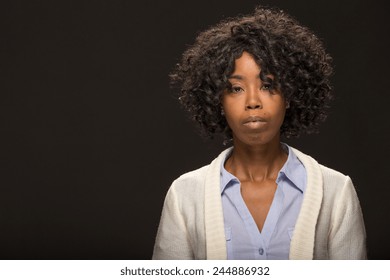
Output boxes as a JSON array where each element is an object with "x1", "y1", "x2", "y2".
[{"x1": 171, "y1": 6, "x2": 333, "y2": 139}]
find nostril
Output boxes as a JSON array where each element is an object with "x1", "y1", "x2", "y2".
[{"x1": 246, "y1": 104, "x2": 262, "y2": 110}]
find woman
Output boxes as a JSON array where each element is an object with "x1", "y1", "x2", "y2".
[{"x1": 152, "y1": 6, "x2": 366, "y2": 260}]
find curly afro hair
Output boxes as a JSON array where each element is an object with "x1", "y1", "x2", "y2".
[{"x1": 171, "y1": 6, "x2": 333, "y2": 139}]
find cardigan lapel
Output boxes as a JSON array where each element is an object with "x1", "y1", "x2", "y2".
[
  {"x1": 289, "y1": 148, "x2": 324, "y2": 259},
  {"x1": 204, "y1": 148, "x2": 232, "y2": 259},
  {"x1": 203, "y1": 146, "x2": 323, "y2": 260}
]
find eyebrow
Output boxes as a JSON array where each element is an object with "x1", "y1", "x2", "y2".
[
  {"x1": 228, "y1": 75, "x2": 244, "y2": 80},
  {"x1": 228, "y1": 74, "x2": 261, "y2": 80}
]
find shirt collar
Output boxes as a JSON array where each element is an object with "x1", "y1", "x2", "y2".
[
  {"x1": 220, "y1": 149, "x2": 238, "y2": 194},
  {"x1": 220, "y1": 143, "x2": 306, "y2": 194},
  {"x1": 276, "y1": 143, "x2": 306, "y2": 193}
]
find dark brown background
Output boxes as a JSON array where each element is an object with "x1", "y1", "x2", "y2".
[{"x1": 1, "y1": 0, "x2": 389, "y2": 259}]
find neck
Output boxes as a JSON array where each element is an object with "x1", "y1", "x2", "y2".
[{"x1": 225, "y1": 138, "x2": 287, "y2": 182}]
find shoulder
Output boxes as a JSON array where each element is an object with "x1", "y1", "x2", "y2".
[
  {"x1": 319, "y1": 164, "x2": 351, "y2": 186},
  {"x1": 170, "y1": 165, "x2": 210, "y2": 194},
  {"x1": 169, "y1": 147, "x2": 233, "y2": 196},
  {"x1": 290, "y1": 146, "x2": 355, "y2": 197},
  {"x1": 291, "y1": 146, "x2": 350, "y2": 180}
]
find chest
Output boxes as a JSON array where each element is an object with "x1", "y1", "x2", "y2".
[{"x1": 240, "y1": 180, "x2": 277, "y2": 232}]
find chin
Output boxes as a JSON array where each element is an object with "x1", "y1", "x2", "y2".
[{"x1": 234, "y1": 132, "x2": 280, "y2": 147}]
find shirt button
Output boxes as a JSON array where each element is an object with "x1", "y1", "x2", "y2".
[{"x1": 259, "y1": 248, "x2": 264, "y2": 255}]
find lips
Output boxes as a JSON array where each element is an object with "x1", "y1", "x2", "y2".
[
  {"x1": 242, "y1": 116, "x2": 267, "y2": 129},
  {"x1": 242, "y1": 116, "x2": 266, "y2": 124}
]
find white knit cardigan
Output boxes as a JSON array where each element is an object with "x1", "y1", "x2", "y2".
[{"x1": 152, "y1": 147, "x2": 366, "y2": 259}]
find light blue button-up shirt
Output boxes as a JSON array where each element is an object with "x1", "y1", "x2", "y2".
[{"x1": 220, "y1": 144, "x2": 306, "y2": 259}]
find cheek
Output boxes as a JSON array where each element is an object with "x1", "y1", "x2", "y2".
[
  {"x1": 276, "y1": 107, "x2": 287, "y2": 126},
  {"x1": 223, "y1": 110, "x2": 236, "y2": 129},
  {"x1": 222, "y1": 101, "x2": 237, "y2": 122},
  {"x1": 264, "y1": 103, "x2": 286, "y2": 129}
]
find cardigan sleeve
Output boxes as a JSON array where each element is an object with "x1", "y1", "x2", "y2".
[
  {"x1": 328, "y1": 176, "x2": 367, "y2": 259},
  {"x1": 152, "y1": 183, "x2": 194, "y2": 260}
]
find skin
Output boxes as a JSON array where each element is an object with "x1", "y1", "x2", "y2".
[{"x1": 221, "y1": 51, "x2": 289, "y2": 232}]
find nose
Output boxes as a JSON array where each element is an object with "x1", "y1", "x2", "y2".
[{"x1": 245, "y1": 89, "x2": 262, "y2": 110}]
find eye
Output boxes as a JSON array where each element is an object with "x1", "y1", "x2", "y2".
[
  {"x1": 227, "y1": 86, "x2": 244, "y2": 94},
  {"x1": 232, "y1": 86, "x2": 243, "y2": 93},
  {"x1": 261, "y1": 83, "x2": 273, "y2": 91}
]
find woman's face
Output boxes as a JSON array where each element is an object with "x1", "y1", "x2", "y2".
[{"x1": 221, "y1": 52, "x2": 287, "y2": 147}]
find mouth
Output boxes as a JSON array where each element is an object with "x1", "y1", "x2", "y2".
[
  {"x1": 242, "y1": 116, "x2": 267, "y2": 129},
  {"x1": 243, "y1": 116, "x2": 266, "y2": 124}
]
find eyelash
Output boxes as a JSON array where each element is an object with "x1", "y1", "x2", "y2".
[
  {"x1": 227, "y1": 84, "x2": 274, "y2": 94},
  {"x1": 262, "y1": 83, "x2": 274, "y2": 91},
  {"x1": 230, "y1": 86, "x2": 243, "y2": 93}
]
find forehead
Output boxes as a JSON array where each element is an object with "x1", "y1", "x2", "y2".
[
  {"x1": 231, "y1": 52, "x2": 261, "y2": 74},
  {"x1": 228, "y1": 52, "x2": 275, "y2": 81}
]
